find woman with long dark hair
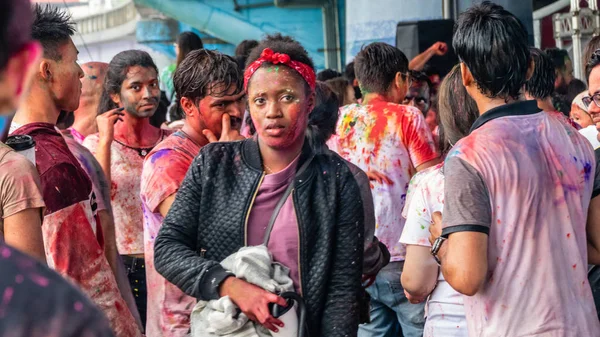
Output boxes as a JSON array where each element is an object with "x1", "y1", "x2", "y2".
[
  {"x1": 400, "y1": 65, "x2": 479, "y2": 337},
  {"x1": 161, "y1": 32, "x2": 204, "y2": 127},
  {"x1": 154, "y1": 34, "x2": 369, "y2": 336}
]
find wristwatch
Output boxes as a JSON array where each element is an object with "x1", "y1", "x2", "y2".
[{"x1": 430, "y1": 236, "x2": 447, "y2": 265}]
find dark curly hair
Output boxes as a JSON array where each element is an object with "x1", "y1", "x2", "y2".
[
  {"x1": 307, "y1": 81, "x2": 340, "y2": 153},
  {"x1": 245, "y1": 34, "x2": 315, "y2": 93}
]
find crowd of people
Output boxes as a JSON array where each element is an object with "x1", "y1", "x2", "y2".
[{"x1": 1, "y1": 0, "x2": 600, "y2": 336}]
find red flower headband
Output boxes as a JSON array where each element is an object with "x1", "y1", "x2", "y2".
[{"x1": 244, "y1": 48, "x2": 316, "y2": 91}]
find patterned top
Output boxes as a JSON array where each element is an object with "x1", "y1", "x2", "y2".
[{"x1": 327, "y1": 96, "x2": 438, "y2": 261}]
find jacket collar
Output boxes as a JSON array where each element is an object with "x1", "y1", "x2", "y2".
[
  {"x1": 469, "y1": 100, "x2": 541, "y2": 134},
  {"x1": 242, "y1": 136, "x2": 315, "y2": 181}
]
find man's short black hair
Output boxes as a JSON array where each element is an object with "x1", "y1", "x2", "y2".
[
  {"x1": 545, "y1": 48, "x2": 570, "y2": 72},
  {"x1": 32, "y1": 4, "x2": 75, "y2": 61},
  {"x1": 586, "y1": 48, "x2": 600, "y2": 82},
  {"x1": 235, "y1": 40, "x2": 259, "y2": 59},
  {"x1": 453, "y1": 1, "x2": 530, "y2": 100},
  {"x1": 174, "y1": 49, "x2": 243, "y2": 102},
  {"x1": 354, "y1": 42, "x2": 409, "y2": 94},
  {"x1": 316, "y1": 69, "x2": 342, "y2": 82},
  {"x1": 0, "y1": 0, "x2": 33, "y2": 71},
  {"x1": 525, "y1": 48, "x2": 555, "y2": 99}
]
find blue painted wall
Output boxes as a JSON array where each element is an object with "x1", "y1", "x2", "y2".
[{"x1": 135, "y1": 0, "x2": 329, "y2": 70}]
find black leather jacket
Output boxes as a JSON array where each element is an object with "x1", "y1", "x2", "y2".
[{"x1": 154, "y1": 138, "x2": 383, "y2": 336}]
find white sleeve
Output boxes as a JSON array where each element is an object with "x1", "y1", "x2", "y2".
[{"x1": 399, "y1": 183, "x2": 433, "y2": 247}]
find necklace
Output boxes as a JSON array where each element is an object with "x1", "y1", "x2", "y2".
[{"x1": 113, "y1": 130, "x2": 166, "y2": 158}]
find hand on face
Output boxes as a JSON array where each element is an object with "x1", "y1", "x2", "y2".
[
  {"x1": 96, "y1": 107, "x2": 124, "y2": 143},
  {"x1": 248, "y1": 67, "x2": 313, "y2": 150},
  {"x1": 203, "y1": 113, "x2": 245, "y2": 143}
]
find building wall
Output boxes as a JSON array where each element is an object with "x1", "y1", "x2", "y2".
[{"x1": 345, "y1": 0, "x2": 443, "y2": 61}]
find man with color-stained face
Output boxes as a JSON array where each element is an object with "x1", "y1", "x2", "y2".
[
  {"x1": 328, "y1": 42, "x2": 439, "y2": 337},
  {"x1": 83, "y1": 50, "x2": 170, "y2": 329},
  {"x1": 10, "y1": 5, "x2": 141, "y2": 337},
  {"x1": 140, "y1": 49, "x2": 244, "y2": 337},
  {"x1": 403, "y1": 70, "x2": 431, "y2": 116}
]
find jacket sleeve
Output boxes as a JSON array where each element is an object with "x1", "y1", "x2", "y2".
[
  {"x1": 352, "y1": 169, "x2": 390, "y2": 276},
  {"x1": 153, "y1": 154, "x2": 234, "y2": 301},
  {"x1": 321, "y1": 171, "x2": 364, "y2": 336}
]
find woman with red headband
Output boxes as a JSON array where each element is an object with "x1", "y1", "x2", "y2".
[{"x1": 153, "y1": 34, "x2": 369, "y2": 336}]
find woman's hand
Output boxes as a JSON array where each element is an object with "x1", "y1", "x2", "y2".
[
  {"x1": 97, "y1": 107, "x2": 124, "y2": 144},
  {"x1": 219, "y1": 277, "x2": 287, "y2": 332}
]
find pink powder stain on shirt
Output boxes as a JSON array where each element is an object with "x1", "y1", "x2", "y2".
[
  {"x1": 1, "y1": 247, "x2": 11, "y2": 258},
  {"x1": 0, "y1": 287, "x2": 14, "y2": 318},
  {"x1": 29, "y1": 273, "x2": 49, "y2": 287},
  {"x1": 74, "y1": 301, "x2": 84, "y2": 312}
]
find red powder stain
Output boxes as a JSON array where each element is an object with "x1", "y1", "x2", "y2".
[
  {"x1": 567, "y1": 233, "x2": 571, "y2": 238},
  {"x1": 110, "y1": 181, "x2": 118, "y2": 201},
  {"x1": 572, "y1": 264, "x2": 577, "y2": 269},
  {"x1": 497, "y1": 219, "x2": 501, "y2": 224},
  {"x1": 369, "y1": 115, "x2": 388, "y2": 156}
]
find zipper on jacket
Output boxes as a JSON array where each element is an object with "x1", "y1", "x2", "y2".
[
  {"x1": 244, "y1": 172, "x2": 265, "y2": 246},
  {"x1": 292, "y1": 189, "x2": 304, "y2": 296}
]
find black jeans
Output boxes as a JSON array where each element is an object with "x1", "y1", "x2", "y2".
[{"x1": 122, "y1": 255, "x2": 147, "y2": 328}]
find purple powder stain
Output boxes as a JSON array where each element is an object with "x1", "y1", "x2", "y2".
[
  {"x1": 150, "y1": 149, "x2": 170, "y2": 164},
  {"x1": 29, "y1": 273, "x2": 49, "y2": 287},
  {"x1": 584, "y1": 162, "x2": 592, "y2": 181},
  {"x1": 74, "y1": 301, "x2": 84, "y2": 312}
]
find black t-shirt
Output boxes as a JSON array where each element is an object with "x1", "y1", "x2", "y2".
[{"x1": 0, "y1": 243, "x2": 114, "y2": 337}]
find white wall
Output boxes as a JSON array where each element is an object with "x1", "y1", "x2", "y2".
[
  {"x1": 75, "y1": 35, "x2": 174, "y2": 72},
  {"x1": 345, "y1": 0, "x2": 443, "y2": 61}
]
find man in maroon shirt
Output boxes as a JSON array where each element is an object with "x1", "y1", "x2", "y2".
[{"x1": 10, "y1": 5, "x2": 141, "y2": 337}]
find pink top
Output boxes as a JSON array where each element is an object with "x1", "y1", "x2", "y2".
[
  {"x1": 246, "y1": 155, "x2": 301, "y2": 292},
  {"x1": 140, "y1": 131, "x2": 200, "y2": 337}
]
